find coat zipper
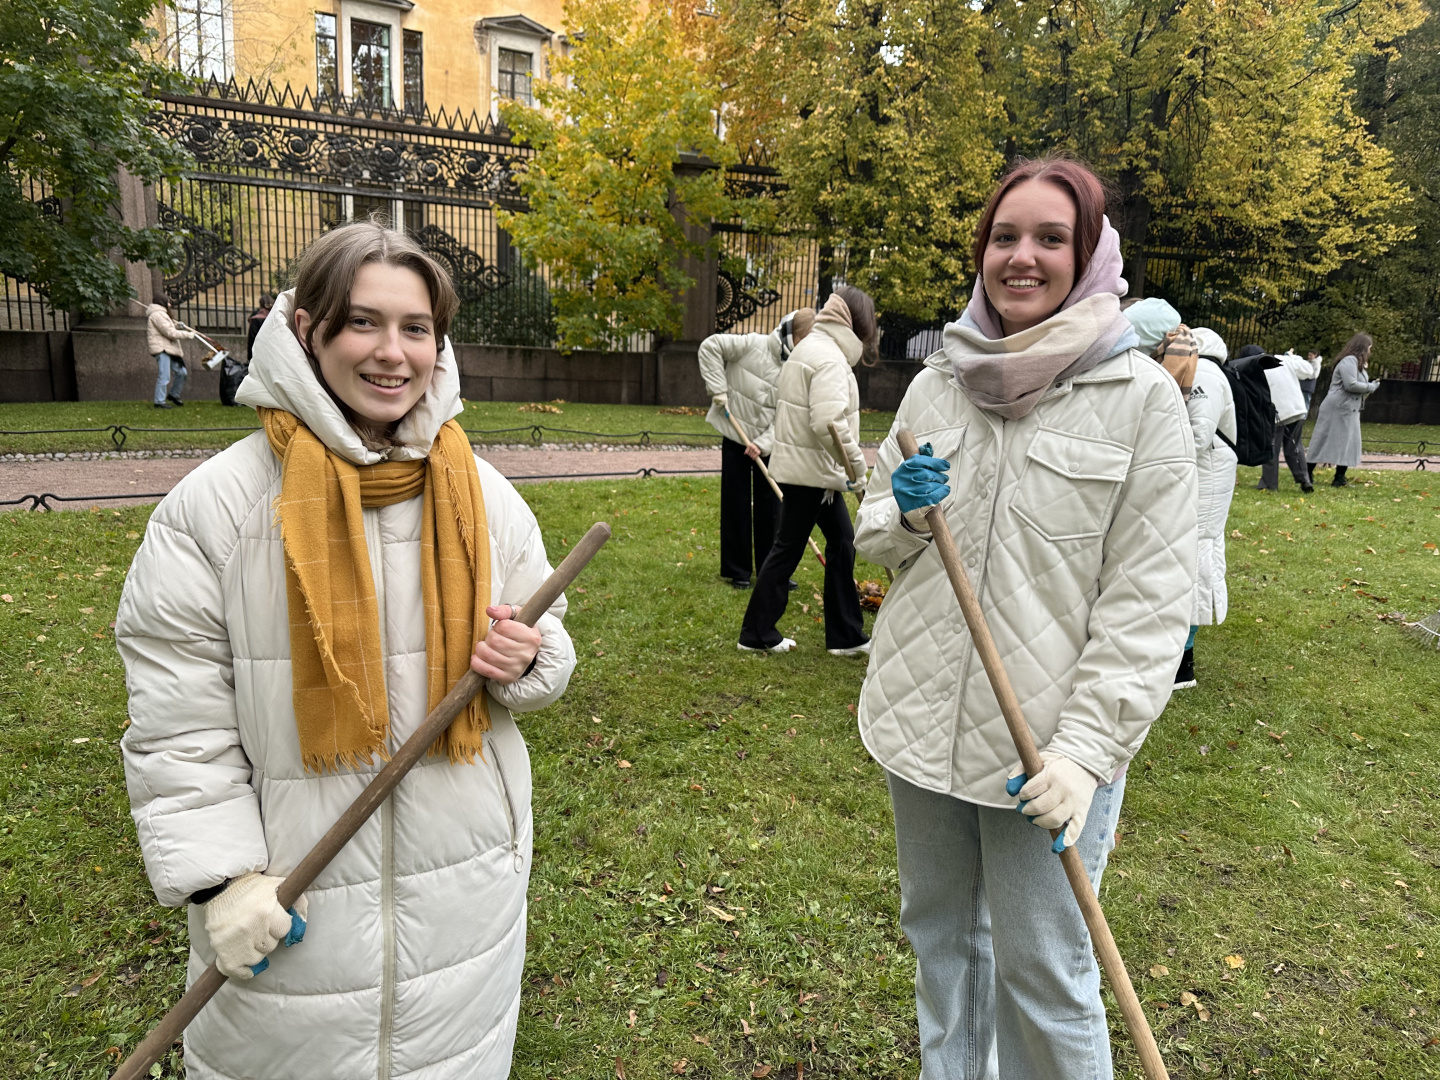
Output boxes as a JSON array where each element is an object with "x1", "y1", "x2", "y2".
[
  {"x1": 379, "y1": 796, "x2": 396, "y2": 1080},
  {"x1": 364, "y1": 509, "x2": 397, "y2": 1080},
  {"x1": 490, "y1": 739, "x2": 524, "y2": 873}
]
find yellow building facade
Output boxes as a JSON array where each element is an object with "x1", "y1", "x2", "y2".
[{"x1": 155, "y1": 0, "x2": 568, "y2": 121}]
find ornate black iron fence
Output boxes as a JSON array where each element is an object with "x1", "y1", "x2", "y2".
[{"x1": 146, "y1": 79, "x2": 544, "y2": 343}]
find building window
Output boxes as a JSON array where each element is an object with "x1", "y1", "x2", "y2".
[
  {"x1": 315, "y1": 13, "x2": 339, "y2": 99},
  {"x1": 172, "y1": 0, "x2": 233, "y2": 81},
  {"x1": 352, "y1": 20, "x2": 392, "y2": 108},
  {"x1": 498, "y1": 48, "x2": 533, "y2": 106},
  {"x1": 403, "y1": 30, "x2": 424, "y2": 115}
]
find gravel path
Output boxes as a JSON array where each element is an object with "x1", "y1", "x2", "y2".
[{"x1": 2, "y1": 444, "x2": 1426, "y2": 512}]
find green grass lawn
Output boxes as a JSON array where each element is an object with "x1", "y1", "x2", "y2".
[
  {"x1": 3, "y1": 468, "x2": 1440, "y2": 1077},
  {"x1": 0, "y1": 401, "x2": 900, "y2": 455}
]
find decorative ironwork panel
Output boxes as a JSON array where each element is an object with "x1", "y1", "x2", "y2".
[
  {"x1": 150, "y1": 110, "x2": 526, "y2": 198},
  {"x1": 415, "y1": 225, "x2": 509, "y2": 302},
  {"x1": 158, "y1": 200, "x2": 261, "y2": 304},
  {"x1": 716, "y1": 268, "x2": 780, "y2": 333}
]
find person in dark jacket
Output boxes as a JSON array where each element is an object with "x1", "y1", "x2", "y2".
[{"x1": 223, "y1": 293, "x2": 275, "y2": 407}]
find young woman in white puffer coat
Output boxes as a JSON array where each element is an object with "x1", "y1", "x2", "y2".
[
  {"x1": 854, "y1": 156, "x2": 1197, "y2": 1079},
  {"x1": 116, "y1": 222, "x2": 576, "y2": 1080}
]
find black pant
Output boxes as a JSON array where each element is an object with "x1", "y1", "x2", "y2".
[
  {"x1": 739, "y1": 483, "x2": 867, "y2": 650},
  {"x1": 1259, "y1": 419, "x2": 1309, "y2": 489},
  {"x1": 719, "y1": 436, "x2": 779, "y2": 582}
]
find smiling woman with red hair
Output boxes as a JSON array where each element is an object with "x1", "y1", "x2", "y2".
[{"x1": 853, "y1": 156, "x2": 1198, "y2": 1077}]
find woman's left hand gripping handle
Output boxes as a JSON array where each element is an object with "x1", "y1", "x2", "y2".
[
  {"x1": 471, "y1": 603, "x2": 543, "y2": 684},
  {"x1": 203, "y1": 872, "x2": 308, "y2": 979}
]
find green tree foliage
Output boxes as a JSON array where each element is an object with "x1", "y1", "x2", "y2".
[
  {"x1": 1276, "y1": 0, "x2": 1440, "y2": 371},
  {"x1": 0, "y1": 0, "x2": 190, "y2": 316},
  {"x1": 701, "y1": 0, "x2": 1002, "y2": 321},
  {"x1": 498, "y1": 0, "x2": 743, "y2": 350},
  {"x1": 989, "y1": 0, "x2": 1426, "y2": 305},
  {"x1": 710, "y1": 0, "x2": 1425, "y2": 335}
]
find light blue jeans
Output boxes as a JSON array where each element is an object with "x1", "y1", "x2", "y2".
[
  {"x1": 153, "y1": 351, "x2": 187, "y2": 404},
  {"x1": 887, "y1": 770, "x2": 1125, "y2": 1080}
]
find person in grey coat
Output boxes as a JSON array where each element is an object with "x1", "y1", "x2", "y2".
[{"x1": 1306, "y1": 332, "x2": 1379, "y2": 488}]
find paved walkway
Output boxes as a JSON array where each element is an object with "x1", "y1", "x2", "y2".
[{"x1": 0, "y1": 445, "x2": 1430, "y2": 512}]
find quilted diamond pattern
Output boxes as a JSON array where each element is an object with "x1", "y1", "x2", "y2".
[{"x1": 855, "y1": 349, "x2": 1198, "y2": 807}]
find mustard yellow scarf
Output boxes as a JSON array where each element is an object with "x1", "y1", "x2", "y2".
[{"x1": 261, "y1": 408, "x2": 491, "y2": 772}]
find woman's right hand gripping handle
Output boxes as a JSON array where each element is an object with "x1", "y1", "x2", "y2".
[
  {"x1": 204, "y1": 872, "x2": 308, "y2": 979},
  {"x1": 891, "y1": 442, "x2": 952, "y2": 517}
]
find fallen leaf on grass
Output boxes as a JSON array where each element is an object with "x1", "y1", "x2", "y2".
[
  {"x1": 615, "y1": 1058, "x2": 626, "y2": 1079},
  {"x1": 1179, "y1": 991, "x2": 1211, "y2": 1020},
  {"x1": 1224, "y1": 954, "x2": 1245, "y2": 969},
  {"x1": 707, "y1": 905, "x2": 736, "y2": 922},
  {"x1": 617, "y1": 760, "x2": 632, "y2": 769},
  {"x1": 790, "y1": 714, "x2": 805, "y2": 719},
  {"x1": 1395, "y1": 879, "x2": 1410, "y2": 890},
  {"x1": 1149, "y1": 965, "x2": 1169, "y2": 978},
  {"x1": 0, "y1": 594, "x2": 10, "y2": 603},
  {"x1": 741, "y1": 1018, "x2": 752, "y2": 1035},
  {"x1": 692, "y1": 1034, "x2": 710, "y2": 1045},
  {"x1": 627, "y1": 1009, "x2": 636, "y2": 1029},
  {"x1": 672, "y1": 1060, "x2": 688, "y2": 1074},
  {"x1": 752, "y1": 1067, "x2": 772, "y2": 1078}
]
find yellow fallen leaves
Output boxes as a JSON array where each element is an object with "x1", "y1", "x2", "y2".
[
  {"x1": 1224, "y1": 954, "x2": 1245, "y2": 970},
  {"x1": 617, "y1": 760, "x2": 632, "y2": 769},
  {"x1": 1149, "y1": 965, "x2": 1169, "y2": 977},
  {"x1": 1180, "y1": 991, "x2": 1211, "y2": 1021}
]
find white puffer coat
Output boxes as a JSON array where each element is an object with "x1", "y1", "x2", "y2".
[
  {"x1": 854, "y1": 347, "x2": 1197, "y2": 806},
  {"x1": 116, "y1": 296, "x2": 576, "y2": 1080},
  {"x1": 699, "y1": 328, "x2": 784, "y2": 453},
  {"x1": 145, "y1": 303, "x2": 195, "y2": 357},
  {"x1": 768, "y1": 321, "x2": 867, "y2": 490},
  {"x1": 1188, "y1": 349, "x2": 1238, "y2": 626}
]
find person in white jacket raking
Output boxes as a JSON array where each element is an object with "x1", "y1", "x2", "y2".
[
  {"x1": 116, "y1": 222, "x2": 577, "y2": 1080},
  {"x1": 697, "y1": 308, "x2": 816, "y2": 588},
  {"x1": 854, "y1": 156, "x2": 1197, "y2": 1079}
]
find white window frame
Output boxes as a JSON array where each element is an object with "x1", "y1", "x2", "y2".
[{"x1": 475, "y1": 16, "x2": 556, "y2": 122}]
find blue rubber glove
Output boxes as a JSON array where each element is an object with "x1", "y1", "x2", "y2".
[
  {"x1": 891, "y1": 442, "x2": 951, "y2": 514},
  {"x1": 249, "y1": 908, "x2": 307, "y2": 976}
]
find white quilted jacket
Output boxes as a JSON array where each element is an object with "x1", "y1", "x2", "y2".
[
  {"x1": 854, "y1": 348, "x2": 1198, "y2": 806},
  {"x1": 1188, "y1": 357, "x2": 1237, "y2": 626},
  {"x1": 699, "y1": 329, "x2": 784, "y2": 453},
  {"x1": 116, "y1": 297, "x2": 576, "y2": 1080},
  {"x1": 768, "y1": 321, "x2": 867, "y2": 490}
]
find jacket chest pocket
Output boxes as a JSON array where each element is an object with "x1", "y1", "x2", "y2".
[{"x1": 1012, "y1": 428, "x2": 1132, "y2": 542}]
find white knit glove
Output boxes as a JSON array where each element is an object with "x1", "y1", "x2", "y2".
[
  {"x1": 1006, "y1": 751, "x2": 1101, "y2": 852},
  {"x1": 204, "y1": 872, "x2": 308, "y2": 979},
  {"x1": 712, "y1": 392, "x2": 729, "y2": 410}
]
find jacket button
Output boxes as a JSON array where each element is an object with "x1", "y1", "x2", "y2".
[
  {"x1": 1069, "y1": 462, "x2": 1080, "y2": 472},
  {"x1": 941, "y1": 690, "x2": 952, "y2": 700}
]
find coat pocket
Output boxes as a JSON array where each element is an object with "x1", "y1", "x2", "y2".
[{"x1": 1012, "y1": 427, "x2": 1132, "y2": 542}]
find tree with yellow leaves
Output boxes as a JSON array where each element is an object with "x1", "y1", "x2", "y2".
[{"x1": 498, "y1": 0, "x2": 744, "y2": 350}]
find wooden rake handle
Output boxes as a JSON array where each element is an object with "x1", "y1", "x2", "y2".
[
  {"x1": 828, "y1": 421, "x2": 862, "y2": 504},
  {"x1": 112, "y1": 522, "x2": 613, "y2": 1080},
  {"x1": 894, "y1": 429, "x2": 1168, "y2": 1080},
  {"x1": 726, "y1": 412, "x2": 825, "y2": 568}
]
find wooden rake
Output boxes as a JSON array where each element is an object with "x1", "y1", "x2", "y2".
[
  {"x1": 828, "y1": 421, "x2": 891, "y2": 585},
  {"x1": 112, "y1": 522, "x2": 612, "y2": 1080},
  {"x1": 895, "y1": 429, "x2": 1169, "y2": 1080}
]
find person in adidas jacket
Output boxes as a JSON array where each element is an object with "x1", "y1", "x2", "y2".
[
  {"x1": 116, "y1": 223, "x2": 576, "y2": 1080},
  {"x1": 699, "y1": 309, "x2": 816, "y2": 586},
  {"x1": 854, "y1": 157, "x2": 1196, "y2": 1078}
]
